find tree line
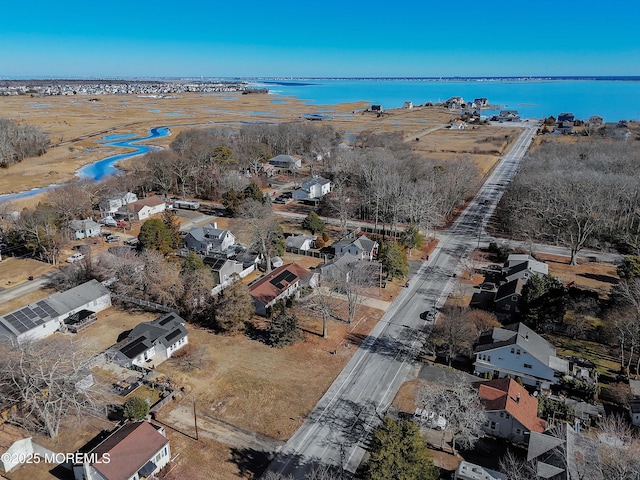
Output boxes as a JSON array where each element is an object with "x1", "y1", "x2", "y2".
[
  {"x1": 0, "y1": 117, "x2": 50, "y2": 167},
  {"x1": 497, "y1": 139, "x2": 640, "y2": 263}
]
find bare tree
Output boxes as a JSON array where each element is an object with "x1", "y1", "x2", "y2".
[
  {"x1": 304, "y1": 282, "x2": 341, "y2": 339},
  {"x1": 498, "y1": 450, "x2": 537, "y2": 480},
  {"x1": 425, "y1": 306, "x2": 476, "y2": 366},
  {"x1": 418, "y1": 380, "x2": 486, "y2": 455},
  {"x1": 0, "y1": 339, "x2": 101, "y2": 438},
  {"x1": 336, "y1": 260, "x2": 377, "y2": 325}
]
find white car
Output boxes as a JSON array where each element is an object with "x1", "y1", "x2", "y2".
[
  {"x1": 66, "y1": 253, "x2": 85, "y2": 263},
  {"x1": 414, "y1": 408, "x2": 447, "y2": 430}
]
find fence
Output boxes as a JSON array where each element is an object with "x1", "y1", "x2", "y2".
[{"x1": 113, "y1": 294, "x2": 178, "y2": 314}]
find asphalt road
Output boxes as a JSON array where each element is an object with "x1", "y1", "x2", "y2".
[{"x1": 265, "y1": 120, "x2": 540, "y2": 478}]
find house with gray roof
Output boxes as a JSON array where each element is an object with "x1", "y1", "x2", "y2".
[
  {"x1": 504, "y1": 254, "x2": 548, "y2": 283},
  {"x1": 285, "y1": 234, "x2": 316, "y2": 251},
  {"x1": 268, "y1": 154, "x2": 302, "y2": 170},
  {"x1": 494, "y1": 278, "x2": 526, "y2": 317},
  {"x1": 69, "y1": 218, "x2": 102, "y2": 239},
  {"x1": 106, "y1": 313, "x2": 188, "y2": 368},
  {"x1": 203, "y1": 256, "x2": 245, "y2": 286},
  {"x1": 474, "y1": 323, "x2": 569, "y2": 389},
  {"x1": 0, "y1": 280, "x2": 111, "y2": 345},
  {"x1": 331, "y1": 235, "x2": 379, "y2": 260},
  {"x1": 184, "y1": 223, "x2": 236, "y2": 256},
  {"x1": 292, "y1": 177, "x2": 331, "y2": 200},
  {"x1": 99, "y1": 192, "x2": 138, "y2": 216}
]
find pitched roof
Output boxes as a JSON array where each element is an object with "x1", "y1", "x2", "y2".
[
  {"x1": 475, "y1": 378, "x2": 546, "y2": 433},
  {"x1": 494, "y1": 278, "x2": 526, "y2": 302},
  {"x1": 129, "y1": 196, "x2": 165, "y2": 212},
  {"x1": 476, "y1": 323, "x2": 568, "y2": 373},
  {"x1": 285, "y1": 234, "x2": 316, "y2": 249},
  {"x1": 249, "y1": 263, "x2": 308, "y2": 305},
  {"x1": 187, "y1": 224, "x2": 234, "y2": 245},
  {"x1": 333, "y1": 235, "x2": 378, "y2": 255},
  {"x1": 116, "y1": 313, "x2": 187, "y2": 359},
  {"x1": 83, "y1": 421, "x2": 168, "y2": 480},
  {"x1": 69, "y1": 218, "x2": 101, "y2": 231}
]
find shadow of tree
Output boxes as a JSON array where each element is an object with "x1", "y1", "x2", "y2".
[{"x1": 228, "y1": 447, "x2": 273, "y2": 479}]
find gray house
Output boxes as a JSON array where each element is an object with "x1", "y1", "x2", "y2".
[
  {"x1": 69, "y1": 219, "x2": 102, "y2": 239},
  {"x1": 106, "y1": 313, "x2": 188, "y2": 368},
  {"x1": 285, "y1": 234, "x2": 316, "y2": 251},
  {"x1": 184, "y1": 223, "x2": 236, "y2": 256},
  {"x1": 292, "y1": 177, "x2": 331, "y2": 200},
  {"x1": 268, "y1": 154, "x2": 302, "y2": 170},
  {"x1": 494, "y1": 278, "x2": 526, "y2": 316},
  {"x1": 204, "y1": 257, "x2": 244, "y2": 286}
]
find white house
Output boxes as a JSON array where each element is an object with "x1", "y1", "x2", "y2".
[
  {"x1": 120, "y1": 196, "x2": 166, "y2": 221},
  {"x1": 474, "y1": 378, "x2": 546, "y2": 445},
  {"x1": 99, "y1": 192, "x2": 138, "y2": 216},
  {"x1": 454, "y1": 461, "x2": 507, "y2": 480},
  {"x1": 268, "y1": 154, "x2": 302, "y2": 170},
  {"x1": 285, "y1": 234, "x2": 316, "y2": 251},
  {"x1": 0, "y1": 424, "x2": 34, "y2": 473},
  {"x1": 69, "y1": 218, "x2": 102, "y2": 239},
  {"x1": 184, "y1": 223, "x2": 236, "y2": 256},
  {"x1": 0, "y1": 280, "x2": 111, "y2": 345},
  {"x1": 331, "y1": 235, "x2": 379, "y2": 260},
  {"x1": 73, "y1": 421, "x2": 170, "y2": 480},
  {"x1": 450, "y1": 120, "x2": 467, "y2": 130},
  {"x1": 474, "y1": 323, "x2": 569, "y2": 389},
  {"x1": 292, "y1": 177, "x2": 332, "y2": 200},
  {"x1": 106, "y1": 313, "x2": 189, "y2": 368}
]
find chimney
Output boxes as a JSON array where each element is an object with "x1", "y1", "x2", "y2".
[{"x1": 516, "y1": 393, "x2": 520, "y2": 403}]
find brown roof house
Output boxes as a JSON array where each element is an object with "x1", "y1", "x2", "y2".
[
  {"x1": 73, "y1": 421, "x2": 170, "y2": 480},
  {"x1": 119, "y1": 196, "x2": 166, "y2": 221},
  {"x1": 249, "y1": 263, "x2": 316, "y2": 316},
  {"x1": 474, "y1": 378, "x2": 547, "y2": 445}
]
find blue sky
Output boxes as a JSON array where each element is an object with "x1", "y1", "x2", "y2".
[{"x1": 1, "y1": 0, "x2": 639, "y2": 78}]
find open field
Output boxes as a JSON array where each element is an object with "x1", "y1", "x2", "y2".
[{"x1": 0, "y1": 93, "x2": 518, "y2": 198}]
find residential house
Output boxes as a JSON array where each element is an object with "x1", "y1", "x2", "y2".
[
  {"x1": 69, "y1": 218, "x2": 102, "y2": 239},
  {"x1": 120, "y1": 196, "x2": 166, "y2": 221},
  {"x1": 494, "y1": 278, "x2": 526, "y2": 316},
  {"x1": 106, "y1": 313, "x2": 188, "y2": 368},
  {"x1": 450, "y1": 120, "x2": 467, "y2": 130},
  {"x1": 184, "y1": 223, "x2": 236, "y2": 256},
  {"x1": 629, "y1": 379, "x2": 640, "y2": 426},
  {"x1": 331, "y1": 235, "x2": 379, "y2": 260},
  {"x1": 445, "y1": 96, "x2": 464, "y2": 109},
  {"x1": 236, "y1": 250, "x2": 262, "y2": 269},
  {"x1": 526, "y1": 424, "x2": 598, "y2": 480},
  {"x1": 504, "y1": 254, "x2": 548, "y2": 283},
  {"x1": 473, "y1": 98, "x2": 489, "y2": 108},
  {"x1": 403, "y1": 101, "x2": 413, "y2": 109},
  {"x1": 587, "y1": 115, "x2": 604, "y2": 128},
  {"x1": 285, "y1": 234, "x2": 316, "y2": 251},
  {"x1": 474, "y1": 378, "x2": 546, "y2": 444},
  {"x1": 0, "y1": 280, "x2": 111, "y2": 345},
  {"x1": 203, "y1": 257, "x2": 245, "y2": 286},
  {"x1": 99, "y1": 192, "x2": 138, "y2": 216},
  {"x1": 557, "y1": 112, "x2": 575, "y2": 124},
  {"x1": 292, "y1": 177, "x2": 332, "y2": 200},
  {"x1": 492, "y1": 110, "x2": 520, "y2": 122},
  {"x1": 73, "y1": 421, "x2": 170, "y2": 480},
  {"x1": 268, "y1": 154, "x2": 302, "y2": 170},
  {"x1": 0, "y1": 424, "x2": 34, "y2": 473},
  {"x1": 249, "y1": 263, "x2": 312, "y2": 316},
  {"x1": 474, "y1": 323, "x2": 569, "y2": 389},
  {"x1": 453, "y1": 461, "x2": 506, "y2": 480}
]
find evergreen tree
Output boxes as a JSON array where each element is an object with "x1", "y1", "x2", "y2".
[
  {"x1": 268, "y1": 311, "x2": 303, "y2": 347},
  {"x1": 379, "y1": 241, "x2": 409, "y2": 280},
  {"x1": 213, "y1": 276, "x2": 255, "y2": 334},
  {"x1": 243, "y1": 181, "x2": 264, "y2": 203},
  {"x1": 302, "y1": 211, "x2": 325, "y2": 234},
  {"x1": 521, "y1": 274, "x2": 566, "y2": 329},
  {"x1": 364, "y1": 418, "x2": 439, "y2": 480},
  {"x1": 123, "y1": 396, "x2": 149, "y2": 420},
  {"x1": 137, "y1": 218, "x2": 174, "y2": 253},
  {"x1": 182, "y1": 251, "x2": 207, "y2": 273}
]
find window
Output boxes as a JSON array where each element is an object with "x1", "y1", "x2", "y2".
[
  {"x1": 516, "y1": 428, "x2": 521, "y2": 435},
  {"x1": 487, "y1": 356, "x2": 491, "y2": 362},
  {"x1": 511, "y1": 348, "x2": 515, "y2": 354},
  {"x1": 516, "y1": 349, "x2": 521, "y2": 355},
  {"x1": 500, "y1": 412, "x2": 504, "y2": 418},
  {"x1": 505, "y1": 304, "x2": 511, "y2": 311},
  {"x1": 490, "y1": 422, "x2": 496, "y2": 430},
  {"x1": 524, "y1": 363, "x2": 532, "y2": 369}
]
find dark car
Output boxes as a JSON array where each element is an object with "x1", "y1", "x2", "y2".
[
  {"x1": 106, "y1": 235, "x2": 120, "y2": 243},
  {"x1": 420, "y1": 310, "x2": 436, "y2": 321}
]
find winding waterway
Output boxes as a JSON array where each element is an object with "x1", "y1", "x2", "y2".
[{"x1": 0, "y1": 126, "x2": 171, "y2": 204}]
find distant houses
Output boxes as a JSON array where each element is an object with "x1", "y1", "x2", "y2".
[
  {"x1": 268, "y1": 154, "x2": 302, "y2": 171},
  {"x1": 491, "y1": 110, "x2": 520, "y2": 122}
]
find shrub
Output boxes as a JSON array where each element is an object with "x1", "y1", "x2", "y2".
[{"x1": 123, "y1": 396, "x2": 150, "y2": 420}]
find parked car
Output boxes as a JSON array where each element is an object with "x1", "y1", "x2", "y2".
[
  {"x1": 66, "y1": 253, "x2": 85, "y2": 263},
  {"x1": 106, "y1": 235, "x2": 120, "y2": 243},
  {"x1": 116, "y1": 221, "x2": 127, "y2": 227},
  {"x1": 420, "y1": 310, "x2": 436, "y2": 321},
  {"x1": 414, "y1": 408, "x2": 447, "y2": 430}
]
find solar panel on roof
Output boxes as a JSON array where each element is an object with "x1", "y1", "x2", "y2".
[
  {"x1": 158, "y1": 314, "x2": 175, "y2": 326},
  {"x1": 120, "y1": 337, "x2": 149, "y2": 359},
  {"x1": 33, "y1": 307, "x2": 46, "y2": 317},
  {"x1": 25, "y1": 309, "x2": 37, "y2": 320},
  {"x1": 165, "y1": 329, "x2": 182, "y2": 343}
]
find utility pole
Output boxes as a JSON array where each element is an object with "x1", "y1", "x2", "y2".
[{"x1": 193, "y1": 397, "x2": 199, "y2": 441}]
